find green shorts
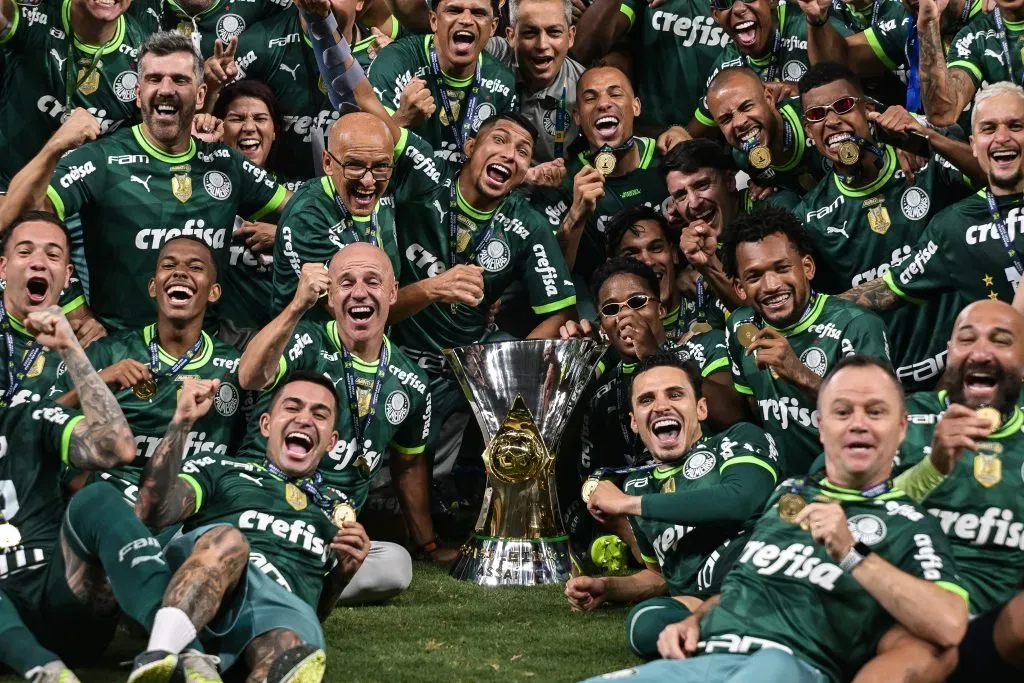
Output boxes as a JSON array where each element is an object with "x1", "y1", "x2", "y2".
[
  {"x1": 163, "y1": 524, "x2": 325, "y2": 673},
  {"x1": 0, "y1": 546, "x2": 118, "y2": 667}
]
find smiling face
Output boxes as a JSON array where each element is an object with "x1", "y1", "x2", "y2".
[
  {"x1": 323, "y1": 113, "x2": 395, "y2": 216},
  {"x1": 0, "y1": 221, "x2": 73, "y2": 318},
  {"x1": 507, "y1": 0, "x2": 574, "y2": 88},
  {"x1": 665, "y1": 167, "x2": 738, "y2": 234},
  {"x1": 971, "y1": 91, "x2": 1024, "y2": 193},
  {"x1": 630, "y1": 364, "x2": 707, "y2": 463},
  {"x1": 327, "y1": 243, "x2": 398, "y2": 351},
  {"x1": 464, "y1": 117, "x2": 534, "y2": 201},
  {"x1": 262, "y1": 380, "x2": 340, "y2": 478},
  {"x1": 223, "y1": 96, "x2": 276, "y2": 166},
  {"x1": 74, "y1": 0, "x2": 132, "y2": 23},
  {"x1": 732, "y1": 232, "x2": 814, "y2": 328},
  {"x1": 430, "y1": 0, "x2": 496, "y2": 71},
  {"x1": 942, "y1": 300, "x2": 1024, "y2": 413},
  {"x1": 148, "y1": 238, "x2": 219, "y2": 324},
  {"x1": 138, "y1": 50, "x2": 205, "y2": 149},
  {"x1": 820, "y1": 364, "x2": 906, "y2": 488},
  {"x1": 575, "y1": 67, "x2": 640, "y2": 149},
  {"x1": 612, "y1": 219, "x2": 678, "y2": 305},
  {"x1": 707, "y1": 73, "x2": 780, "y2": 153},
  {"x1": 801, "y1": 78, "x2": 872, "y2": 169},
  {"x1": 711, "y1": 0, "x2": 778, "y2": 56},
  {"x1": 597, "y1": 272, "x2": 665, "y2": 357}
]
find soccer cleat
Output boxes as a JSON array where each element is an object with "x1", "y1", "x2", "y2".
[
  {"x1": 266, "y1": 645, "x2": 326, "y2": 683},
  {"x1": 590, "y1": 535, "x2": 629, "y2": 574},
  {"x1": 178, "y1": 650, "x2": 221, "y2": 683},
  {"x1": 127, "y1": 650, "x2": 178, "y2": 683},
  {"x1": 26, "y1": 661, "x2": 80, "y2": 683}
]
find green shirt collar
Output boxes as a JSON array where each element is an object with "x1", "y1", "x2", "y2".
[
  {"x1": 819, "y1": 477, "x2": 905, "y2": 502},
  {"x1": 63, "y1": 0, "x2": 126, "y2": 54},
  {"x1": 422, "y1": 35, "x2": 482, "y2": 88},
  {"x1": 455, "y1": 180, "x2": 496, "y2": 221},
  {"x1": 325, "y1": 320, "x2": 391, "y2": 372},
  {"x1": 748, "y1": 3, "x2": 787, "y2": 65},
  {"x1": 833, "y1": 144, "x2": 897, "y2": 197},
  {"x1": 773, "y1": 292, "x2": 827, "y2": 337},
  {"x1": 132, "y1": 125, "x2": 197, "y2": 164},
  {"x1": 142, "y1": 324, "x2": 214, "y2": 370},
  {"x1": 773, "y1": 103, "x2": 807, "y2": 173},
  {"x1": 321, "y1": 176, "x2": 374, "y2": 223}
]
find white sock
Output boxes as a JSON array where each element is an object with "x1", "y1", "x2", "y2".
[{"x1": 146, "y1": 607, "x2": 197, "y2": 654}]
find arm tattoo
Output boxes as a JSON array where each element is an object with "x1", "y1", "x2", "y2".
[
  {"x1": 839, "y1": 278, "x2": 905, "y2": 312},
  {"x1": 918, "y1": 15, "x2": 969, "y2": 123},
  {"x1": 62, "y1": 344, "x2": 134, "y2": 470},
  {"x1": 135, "y1": 419, "x2": 197, "y2": 527}
]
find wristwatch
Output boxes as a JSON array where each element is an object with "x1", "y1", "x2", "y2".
[{"x1": 840, "y1": 541, "x2": 873, "y2": 572}]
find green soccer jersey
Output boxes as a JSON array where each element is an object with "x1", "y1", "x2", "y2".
[
  {"x1": 388, "y1": 129, "x2": 576, "y2": 357},
  {"x1": 694, "y1": 2, "x2": 852, "y2": 126},
  {"x1": 0, "y1": 0, "x2": 148, "y2": 186},
  {"x1": 0, "y1": 299, "x2": 86, "y2": 405},
  {"x1": 626, "y1": 422, "x2": 779, "y2": 596},
  {"x1": 236, "y1": 320, "x2": 430, "y2": 509},
  {"x1": 233, "y1": 9, "x2": 336, "y2": 180},
  {"x1": 794, "y1": 143, "x2": 972, "y2": 390},
  {"x1": 52, "y1": 325, "x2": 244, "y2": 505},
  {"x1": 619, "y1": 0, "x2": 728, "y2": 132},
  {"x1": 0, "y1": 400, "x2": 83, "y2": 583},
  {"x1": 728, "y1": 293, "x2": 891, "y2": 475},
  {"x1": 131, "y1": 0, "x2": 287, "y2": 57},
  {"x1": 901, "y1": 404, "x2": 1024, "y2": 614},
  {"x1": 531, "y1": 137, "x2": 669, "y2": 288},
  {"x1": 270, "y1": 176, "x2": 400, "y2": 321},
  {"x1": 45, "y1": 124, "x2": 287, "y2": 331},
  {"x1": 832, "y1": 0, "x2": 906, "y2": 32},
  {"x1": 368, "y1": 35, "x2": 519, "y2": 163},
  {"x1": 698, "y1": 478, "x2": 967, "y2": 683},
  {"x1": 728, "y1": 100, "x2": 828, "y2": 194},
  {"x1": 948, "y1": 9, "x2": 1024, "y2": 89},
  {"x1": 884, "y1": 189, "x2": 1023, "y2": 305},
  {"x1": 580, "y1": 335, "x2": 730, "y2": 476},
  {"x1": 178, "y1": 456, "x2": 339, "y2": 608},
  {"x1": 862, "y1": 0, "x2": 982, "y2": 72}
]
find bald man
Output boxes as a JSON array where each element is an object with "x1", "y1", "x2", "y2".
[
  {"x1": 856, "y1": 299, "x2": 1024, "y2": 682},
  {"x1": 240, "y1": 243, "x2": 456, "y2": 599},
  {"x1": 270, "y1": 112, "x2": 403, "y2": 321},
  {"x1": 705, "y1": 67, "x2": 827, "y2": 194}
]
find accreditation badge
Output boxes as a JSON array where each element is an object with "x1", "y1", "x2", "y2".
[
  {"x1": 170, "y1": 165, "x2": 192, "y2": 203},
  {"x1": 285, "y1": 483, "x2": 308, "y2": 511},
  {"x1": 863, "y1": 196, "x2": 891, "y2": 235}
]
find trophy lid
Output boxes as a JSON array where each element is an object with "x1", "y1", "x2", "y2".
[{"x1": 442, "y1": 339, "x2": 605, "y2": 447}]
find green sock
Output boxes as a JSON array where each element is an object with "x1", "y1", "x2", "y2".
[
  {"x1": 0, "y1": 593, "x2": 60, "y2": 676},
  {"x1": 625, "y1": 596, "x2": 692, "y2": 661},
  {"x1": 62, "y1": 482, "x2": 173, "y2": 632}
]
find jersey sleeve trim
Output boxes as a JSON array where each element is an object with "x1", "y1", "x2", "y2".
[
  {"x1": 882, "y1": 270, "x2": 927, "y2": 304},
  {"x1": 863, "y1": 28, "x2": 898, "y2": 71},
  {"x1": 719, "y1": 455, "x2": 777, "y2": 483},
  {"x1": 60, "y1": 415, "x2": 86, "y2": 465},
  {"x1": 47, "y1": 186, "x2": 67, "y2": 221},
  {"x1": 640, "y1": 552, "x2": 657, "y2": 564},
  {"x1": 273, "y1": 355, "x2": 288, "y2": 388},
  {"x1": 60, "y1": 295, "x2": 86, "y2": 315},
  {"x1": 0, "y1": 3, "x2": 19, "y2": 45},
  {"x1": 179, "y1": 473, "x2": 204, "y2": 511},
  {"x1": 702, "y1": 357, "x2": 729, "y2": 377},
  {"x1": 618, "y1": 3, "x2": 636, "y2": 28},
  {"x1": 394, "y1": 128, "x2": 410, "y2": 159},
  {"x1": 532, "y1": 295, "x2": 576, "y2": 314},
  {"x1": 391, "y1": 442, "x2": 426, "y2": 455},
  {"x1": 733, "y1": 382, "x2": 753, "y2": 395},
  {"x1": 248, "y1": 185, "x2": 288, "y2": 222},
  {"x1": 693, "y1": 107, "x2": 715, "y2": 127},
  {"x1": 948, "y1": 60, "x2": 983, "y2": 86},
  {"x1": 936, "y1": 581, "x2": 970, "y2": 606}
]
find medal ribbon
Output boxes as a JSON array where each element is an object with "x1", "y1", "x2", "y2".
[
  {"x1": 63, "y1": 11, "x2": 118, "y2": 110},
  {"x1": 146, "y1": 327, "x2": 204, "y2": 383},
  {"x1": 0, "y1": 298, "x2": 43, "y2": 408},
  {"x1": 333, "y1": 192, "x2": 380, "y2": 247},
  {"x1": 614, "y1": 364, "x2": 646, "y2": 461},
  {"x1": 429, "y1": 44, "x2": 481, "y2": 151},
  {"x1": 694, "y1": 277, "x2": 708, "y2": 326},
  {"x1": 341, "y1": 342, "x2": 389, "y2": 471},
  {"x1": 994, "y1": 9, "x2": 1024, "y2": 86},
  {"x1": 818, "y1": 477, "x2": 894, "y2": 498},
  {"x1": 984, "y1": 189, "x2": 1024, "y2": 280},
  {"x1": 265, "y1": 459, "x2": 353, "y2": 514},
  {"x1": 553, "y1": 82, "x2": 568, "y2": 158}
]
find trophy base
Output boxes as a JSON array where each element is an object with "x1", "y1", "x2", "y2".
[{"x1": 449, "y1": 534, "x2": 576, "y2": 586}]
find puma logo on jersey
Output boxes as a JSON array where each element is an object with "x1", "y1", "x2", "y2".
[
  {"x1": 738, "y1": 541, "x2": 843, "y2": 590},
  {"x1": 984, "y1": 48, "x2": 1006, "y2": 66},
  {"x1": 930, "y1": 506, "x2": 1024, "y2": 550},
  {"x1": 826, "y1": 222, "x2": 849, "y2": 239},
  {"x1": 279, "y1": 63, "x2": 300, "y2": 81},
  {"x1": 131, "y1": 175, "x2": 152, "y2": 192},
  {"x1": 238, "y1": 473, "x2": 264, "y2": 487},
  {"x1": 758, "y1": 396, "x2": 818, "y2": 430},
  {"x1": 238, "y1": 510, "x2": 330, "y2": 562},
  {"x1": 49, "y1": 49, "x2": 66, "y2": 70}
]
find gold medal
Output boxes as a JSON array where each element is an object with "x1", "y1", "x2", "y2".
[
  {"x1": 594, "y1": 148, "x2": 616, "y2": 176},
  {"x1": 735, "y1": 322, "x2": 759, "y2": 348},
  {"x1": 132, "y1": 379, "x2": 157, "y2": 401},
  {"x1": 837, "y1": 140, "x2": 860, "y2": 165},
  {"x1": 0, "y1": 522, "x2": 21, "y2": 550},
  {"x1": 331, "y1": 502, "x2": 357, "y2": 527},
  {"x1": 689, "y1": 320, "x2": 713, "y2": 335},
  {"x1": 778, "y1": 493, "x2": 806, "y2": 524},
  {"x1": 285, "y1": 483, "x2": 308, "y2": 511},
  {"x1": 581, "y1": 478, "x2": 600, "y2": 503},
  {"x1": 748, "y1": 145, "x2": 772, "y2": 170},
  {"x1": 976, "y1": 406, "x2": 1002, "y2": 433}
]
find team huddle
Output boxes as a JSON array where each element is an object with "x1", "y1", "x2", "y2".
[{"x1": 0, "y1": 0, "x2": 1022, "y2": 680}]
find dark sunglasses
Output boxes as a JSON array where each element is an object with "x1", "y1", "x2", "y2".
[
  {"x1": 600, "y1": 294, "x2": 654, "y2": 317},
  {"x1": 804, "y1": 96, "x2": 861, "y2": 123}
]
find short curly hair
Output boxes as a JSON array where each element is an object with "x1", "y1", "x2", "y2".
[
  {"x1": 604, "y1": 205, "x2": 678, "y2": 260},
  {"x1": 591, "y1": 256, "x2": 661, "y2": 302},
  {"x1": 720, "y1": 205, "x2": 817, "y2": 278}
]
